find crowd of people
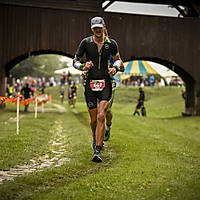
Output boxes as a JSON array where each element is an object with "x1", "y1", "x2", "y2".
[
  {"x1": 6, "y1": 76, "x2": 48, "y2": 112},
  {"x1": 6, "y1": 76, "x2": 48, "y2": 98},
  {"x1": 121, "y1": 75, "x2": 184, "y2": 87},
  {"x1": 5, "y1": 73, "x2": 78, "y2": 112}
]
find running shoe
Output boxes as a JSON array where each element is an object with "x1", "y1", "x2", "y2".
[
  {"x1": 92, "y1": 151, "x2": 102, "y2": 162},
  {"x1": 104, "y1": 127, "x2": 111, "y2": 141},
  {"x1": 92, "y1": 138, "x2": 96, "y2": 154}
]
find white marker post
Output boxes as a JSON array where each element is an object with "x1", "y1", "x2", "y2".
[
  {"x1": 16, "y1": 95, "x2": 20, "y2": 135},
  {"x1": 35, "y1": 96, "x2": 38, "y2": 119},
  {"x1": 42, "y1": 101, "x2": 44, "y2": 113}
]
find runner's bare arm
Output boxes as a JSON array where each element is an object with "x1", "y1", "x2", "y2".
[
  {"x1": 73, "y1": 38, "x2": 94, "y2": 71},
  {"x1": 73, "y1": 59, "x2": 94, "y2": 71},
  {"x1": 113, "y1": 54, "x2": 124, "y2": 72}
]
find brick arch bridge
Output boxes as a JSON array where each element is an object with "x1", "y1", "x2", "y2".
[{"x1": 0, "y1": 1, "x2": 200, "y2": 115}]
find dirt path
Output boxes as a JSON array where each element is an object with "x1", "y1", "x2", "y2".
[{"x1": 52, "y1": 103, "x2": 67, "y2": 113}]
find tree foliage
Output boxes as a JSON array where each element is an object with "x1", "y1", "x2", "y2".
[{"x1": 11, "y1": 54, "x2": 69, "y2": 79}]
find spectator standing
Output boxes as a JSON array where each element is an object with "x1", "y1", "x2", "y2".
[
  {"x1": 133, "y1": 87, "x2": 146, "y2": 116},
  {"x1": 21, "y1": 83, "x2": 32, "y2": 112},
  {"x1": 149, "y1": 75, "x2": 155, "y2": 86}
]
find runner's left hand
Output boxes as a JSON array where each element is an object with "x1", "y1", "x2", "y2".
[{"x1": 108, "y1": 68, "x2": 117, "y2": 76}]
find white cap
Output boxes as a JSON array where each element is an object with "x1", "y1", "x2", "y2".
[{"x1": 91, "y1": 16, "x2": 104, "y2": 29}]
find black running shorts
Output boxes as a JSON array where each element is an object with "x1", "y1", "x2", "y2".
[{"x1": 84, "y1": 79, "x2": 112, "y2": 109}]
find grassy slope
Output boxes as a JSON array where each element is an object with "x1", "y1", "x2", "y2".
[{"x1": 0, "y1": 86, "x2": 199, "y2": 200}]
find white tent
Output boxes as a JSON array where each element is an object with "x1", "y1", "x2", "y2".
[
  {"x1": 59, "y1": 56, "x2": 73, "y2": 66},
  {"x1": 147, "y1": 61, "x2": 178, "y2": 77},
  {"x1": 54, "y1": 66, "x2": 82, "y2": 75}
]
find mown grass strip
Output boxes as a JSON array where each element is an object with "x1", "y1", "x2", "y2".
[{"x1": 0, "y1": 86, "x2": 199, "y2": 200}]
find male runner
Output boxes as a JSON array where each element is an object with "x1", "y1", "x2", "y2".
[
  {"x1": 73, "y1": 16, "x2": 123, "y2": 162},
  {"x1": 60, "y1": 86, "x2": 65, "y2": 104}
]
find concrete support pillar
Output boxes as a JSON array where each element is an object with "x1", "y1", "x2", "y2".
[
  {"x1": 183, "y1": 81, "x2": 195, "y2": 116},
  {"x1": 184, "y1": 81, "x2": 200, "y2": 116},
  {"x1": 194, "y1": 82, "x2": 200, "y2": 116},
  {"x1": 0, "y1": 65, "x2": 6, "y2": 109}
]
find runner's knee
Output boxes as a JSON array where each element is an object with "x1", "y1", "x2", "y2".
[{"x1": 97, "y1": 112, "x2": 105, "y2": 123}]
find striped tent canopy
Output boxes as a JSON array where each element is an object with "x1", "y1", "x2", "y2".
[{"x1": 122, "y1": 60, "x2": 158, "y2": 75}]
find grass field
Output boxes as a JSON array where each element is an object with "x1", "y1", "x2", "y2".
[{"x1": 0, "y1": 85, "x2": 199, "y2": 200}]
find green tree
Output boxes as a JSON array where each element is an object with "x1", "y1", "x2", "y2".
[{"x1": 11, "y1": 54, "x2": 70, "y2": 79}]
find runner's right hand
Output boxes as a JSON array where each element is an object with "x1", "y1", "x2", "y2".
[{"x1": 84, "y1": 61, "x2": 93, "y2": 70}]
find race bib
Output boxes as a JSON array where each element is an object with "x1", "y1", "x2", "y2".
[{"x1": 90, "y1": 80, "x2": 105, "y2": 91}]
